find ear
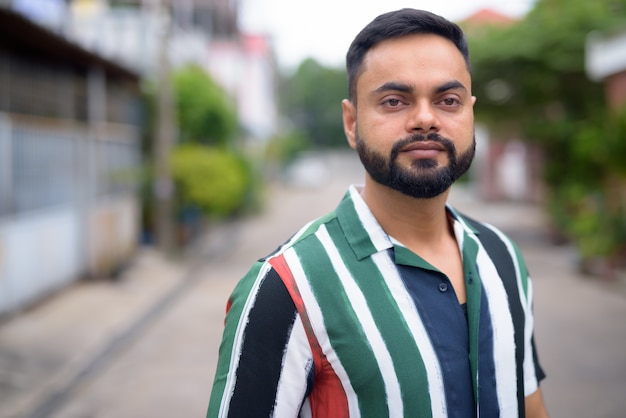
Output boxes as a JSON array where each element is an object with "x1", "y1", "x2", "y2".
[{"x1": 342, "y1": 99, "x2": 357, "y2": 149}]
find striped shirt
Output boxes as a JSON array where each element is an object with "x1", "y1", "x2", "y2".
[{"x1": 207, "y1": 185, "x2": 545, "y2": 418}]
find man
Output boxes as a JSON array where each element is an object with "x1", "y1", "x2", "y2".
[{"x1": 208, "y1": 8, "x2": 548, "y2": 418}]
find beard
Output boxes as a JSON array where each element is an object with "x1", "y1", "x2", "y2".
[{"x1": 355, "y1": 131, "x2": 476, "y2": 199}]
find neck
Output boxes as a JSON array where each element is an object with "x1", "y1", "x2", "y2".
[{"x1": 360, "y1": 177, "x2": 453, "y2": 251}]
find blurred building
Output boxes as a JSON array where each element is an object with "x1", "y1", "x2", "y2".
[
  {"x1": 0, "y1": 0, "x2": 278, "y2": 314},
  {"x1": 0, "y1": 6, "x2": 142, "y2": 315},
  {"x1": 207, "y1": 33, "x2": 277, "y2": 140},
  {"x1": 1, "y1": 0, "x2": 278, "y2": 141},
  {"x1": 65, "y1": 0, "x2": 278, "y2": 141},
  {"x1": 586, "y1": 28, "x2": 626, "y2": 110}
]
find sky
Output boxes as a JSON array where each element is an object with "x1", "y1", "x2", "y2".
[{"x1": 239, "y1": 0, "x2": 536, "y2": 70}]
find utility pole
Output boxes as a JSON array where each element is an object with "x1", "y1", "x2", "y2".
[{"x1": 153, "y1": 0, "x2": 176, "y2": 254}]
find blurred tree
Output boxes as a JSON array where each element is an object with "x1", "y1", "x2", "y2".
[
  {"x1": 468, "y1": 0, "x2": 623, "y2": 129},
  {"x1": 170, "y1": 65, "x2": 257, "y2": 223},
  {"x1": 170, "y1": 144, "x2": 251, "y2": 218},
  {"x1": 140, "y1": 64, "x2": 257, "y2": 245},
  {"x1": 280, "y1": 58, "x2": 348, "y2": 148},
  {"x1": 468, "y1": 0, "x2": 626, "y2": 273},
  {"x1": 173, "y1": 64, "x2": 239, "y2": 147},
  {"x1": 264, "y1": 130, "x2": 312, "y2": 166}
]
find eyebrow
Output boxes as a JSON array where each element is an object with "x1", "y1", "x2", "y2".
[
  {"x1": 433, "y1": 80, "x2": 467, "y2": 95},
  {"x1": 372, "y1": 81, "x2": 414, "y2": 95},
  {"x1": 372, "y1": 80, "x2": 467, "y2": 96}
]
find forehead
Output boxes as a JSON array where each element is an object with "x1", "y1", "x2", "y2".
[{"x1": 357, "y1": 33, "x2": 471, "y2": 94}]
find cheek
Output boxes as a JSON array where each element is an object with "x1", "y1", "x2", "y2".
[
  {"x1": 357, "y1": 113, "x2": 401, "y2": 148},
  {"x1": 449, "y1": 112, "x2": 475, "y2": 138}
]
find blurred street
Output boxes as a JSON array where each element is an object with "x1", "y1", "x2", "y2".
[{"x1": 1, "y1": 151, "x2": 625, "y2": 418}]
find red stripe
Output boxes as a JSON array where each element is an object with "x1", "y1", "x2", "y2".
[
  {"x1": 224, "y1": 298, "x2": 233, "y2": 326},
  {"x1": 269, "y1": 254, "x2": 350, "y2": 417}
]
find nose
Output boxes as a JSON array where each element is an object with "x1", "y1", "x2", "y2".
[{"x1": 406, "y1": 100, "x2": 439, "y2": 133}]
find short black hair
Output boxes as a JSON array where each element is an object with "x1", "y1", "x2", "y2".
[{"x1": 346, "y1": 8, "x2": 470, "y2": 102}]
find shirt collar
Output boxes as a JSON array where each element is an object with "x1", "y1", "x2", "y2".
[{"x1": 335, "y1": 185, "x2": 480, "y2": 261}]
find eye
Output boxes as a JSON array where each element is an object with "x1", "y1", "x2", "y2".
[
  {"x1": 383, "y1": 98, "x2": 402, "y2": 107},
  {"x1": 441, "y1": 97, "x2": 460, "y2": 106}
]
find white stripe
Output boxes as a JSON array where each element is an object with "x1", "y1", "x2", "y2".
[
  {"x1": 484, "y1": 224, "x2": 528, "y2": 311},
  {"x1": 522, "y1": 278, "x2": 539, "y2": 395},
  {"x1": 348, "y1": 186, "x2": 393, "y2": 252},
  {"x1": 299, "y1": 399, "x2": 312, "y2": 418},
  {"x1": 219, "y1": 261, "x2": 274, "y2": 417},
  {"x1": 483, "y1": 225, "x2": 539, "y2": 395},
  {"x1": 371, "y1": 250, "x2": 448, "y2": 418},
  {"x1": 273, "y1": 315, "x2": 315, "y2": 417},
  {"x1": 283, "y1": 248, "x2": 361, "y2": 418},
  {"x1": 473, "y1": 236, "x2": 518, "y2": 417},
  {"x1": 452, "y1": 216, "x2": 466, "y2": 259},
  {"x1": 317, "y1": 225, "x2": 404, "y2": 417}
]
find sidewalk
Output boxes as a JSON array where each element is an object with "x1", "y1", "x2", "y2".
[{"x1": 0, "y1": 221, "x2": 234, "y2": 418}]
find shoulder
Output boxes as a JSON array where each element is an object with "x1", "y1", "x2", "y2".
[
  {"x1": 265, "y1": 210, "x2": 340, "y2": 259},
  {"x1": 231, "y1": 211, "x2": 341, "y2": 303}
]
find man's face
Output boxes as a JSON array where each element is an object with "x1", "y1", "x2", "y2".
[{"x1": 342, "y1": 33, "x2": 477, "y2": 199}]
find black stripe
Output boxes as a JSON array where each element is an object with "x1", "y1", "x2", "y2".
[
  {"x1": 462, "y1": 215, "x2": 526, "y2": 416},
  {"x1": 228, "y1": 268, "x2": 298, "y2": 417},
  {"x1": 532, "y1": 335, "x2": 546, "y2": 382}
]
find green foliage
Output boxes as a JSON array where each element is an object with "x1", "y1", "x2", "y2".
[
  {"x1": 170, "y1": 144, "x2": 252, "y2": 218},
  {"x1": 539, "y1": 110, "x2": 626, "y2": 261},
  {"x1": 280, "y1": 58, "x2": 348, "y2": 148},
  {"x1": 264, "y1": 130, "x2": 312, "y2": 166},
  {"x1": 138, "y1": 64, "x2": 258, "y2": 245},
  {"x1": 468, "y1": 0, "x2": 626, "y2": 262},
  {"x1": 468, "y1": 1, "x2": 615, "y2": 131},
  {"x1": 173, "y1": 65, "x2": 238, "y2": 146},
  {"x1": 573, "y1": 107, "x2": 626, "y2": 174},
  {"x1": 547, "y1": 184, "x2": 620, "y2": 258}
]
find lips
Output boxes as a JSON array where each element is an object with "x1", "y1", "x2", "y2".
[{"x1": 401, "y1": 141, "x2": 445, "y2": 152}]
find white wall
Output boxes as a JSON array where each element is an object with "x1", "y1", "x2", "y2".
[{"x1": 0, "y1": 208, "x2": 80, "y2": 315}]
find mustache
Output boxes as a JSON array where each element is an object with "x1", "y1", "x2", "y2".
[{"x1": 390, "y1": 133, "x2": 455, "y2": 161}]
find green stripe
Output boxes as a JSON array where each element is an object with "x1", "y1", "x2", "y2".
[
  {"x1": 512, "y1": 243, "x2": 529, "y2": 299},
  {"x1": 336, "y1": 191, "x2": 380, "y2": 260},
  {"x1": 326, "y1": 221, "x2": 433, "y2": 418},
  {"x1": 207, "y1": 261, "x2": 264, "y2": 417},
  {"x1": 290, "y1": 211, "x2": 337, "y2": 246},
  {"x1": 463, "y1": 235, "x2": 482, "y2": 404},
  {"x1": 394, "y1": 245, "x2": 437, "y2": 270},
  {"x1": 296, "y1": 229, "x2": 389, "y2": 418}
]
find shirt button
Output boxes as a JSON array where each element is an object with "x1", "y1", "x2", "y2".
[{"x1": 438, "y1": 283, "x2": 448, "y2": 292}]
